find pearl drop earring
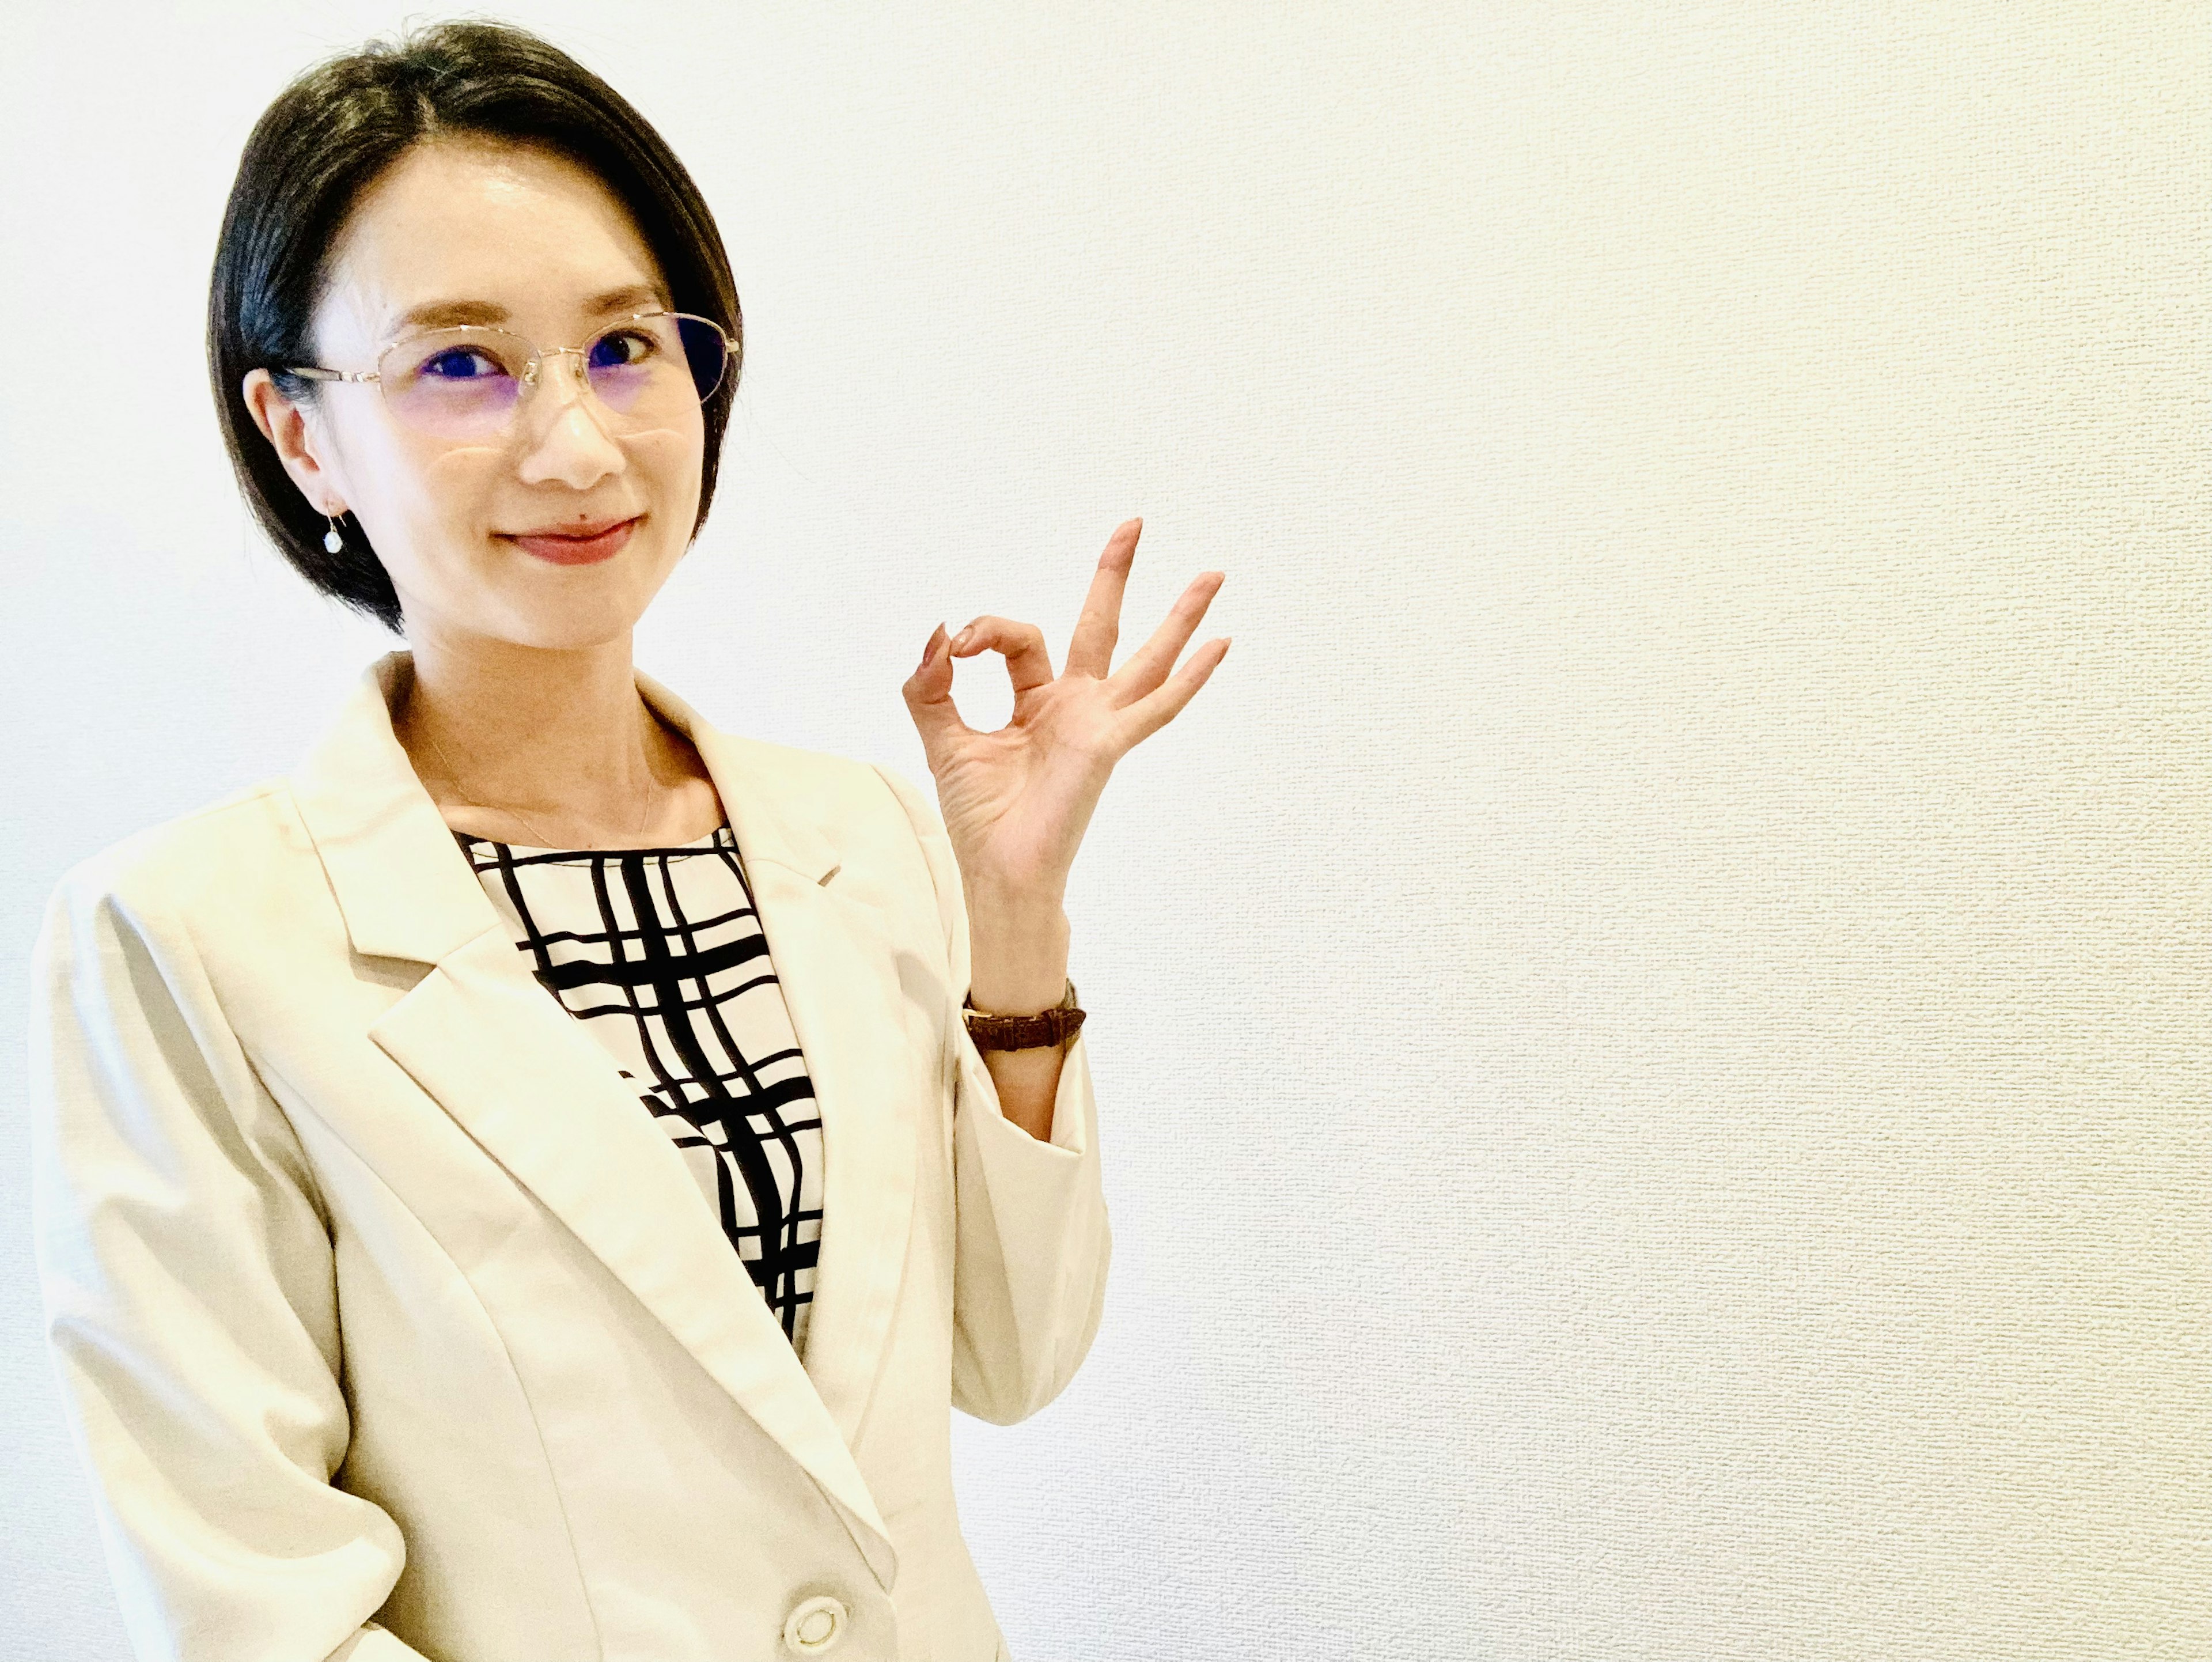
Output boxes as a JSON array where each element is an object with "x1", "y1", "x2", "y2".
[{"x1": 324, "y1": 514, "x2": 344, "y2": 554}]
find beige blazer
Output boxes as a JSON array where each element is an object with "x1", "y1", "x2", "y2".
[{"x1": 27, "y1": 650, "x2": 1112, "y2": 1662}]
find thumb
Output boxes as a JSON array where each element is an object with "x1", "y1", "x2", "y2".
[{"x1": 901, "y1": 623, "x2": 974, "y2": 754}]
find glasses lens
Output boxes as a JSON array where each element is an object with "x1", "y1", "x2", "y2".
[
  {"x1": 378, "y1": 328, "x2": 529, "y2": 440},
  {"x1": 582, "y1": 316, "x2": 676, "y2": 417},
  {"x1": 579, "y1": 314, "x2": 727, "y2": 425},
  {"x1": 673, "y1": 314, "x2": 731, "y2": 401}
]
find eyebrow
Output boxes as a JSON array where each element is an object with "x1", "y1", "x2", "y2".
[{"x1": 387, "y1": 283, "x2": 672, "y2": 334}]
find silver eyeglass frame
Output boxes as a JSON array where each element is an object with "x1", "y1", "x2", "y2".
[{"x1": 281, "y1": 308, "x2": 736, "y2": 408}]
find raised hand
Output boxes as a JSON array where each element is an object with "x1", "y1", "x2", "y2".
[{"x1": 900, "y1": 518, "x2": 1229, "y2": 910}]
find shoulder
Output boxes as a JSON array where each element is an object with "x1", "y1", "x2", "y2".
[{"x1": 41, "y1": 778, "x2": 317, "y2": 952}]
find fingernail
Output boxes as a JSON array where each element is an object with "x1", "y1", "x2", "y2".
[{"x1": 952, "y1": 625, "x2": 974, "y2": 650}]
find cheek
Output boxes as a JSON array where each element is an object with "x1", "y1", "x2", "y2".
[
  {"x1": 319, "y1": 408, "x2": 471, "y2": 561},
  {"x1": 422, "y1": 444, "x2": 505, "y2": 506},
  {"x1": 625, "y1": 421, "x2": 707, "y2": 517},
  {"x1": 362, "y1": 446, "x2": 502, "y2": 580},
  {"x1": 319, "y1": 393, "x2": 456, "y2": 517}
]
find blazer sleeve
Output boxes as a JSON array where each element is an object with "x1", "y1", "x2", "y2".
[
  {"x1": 869, "y1": 764, "x2": 1113, "y2": 1426},
  {"x1": 26, "y1": 866, "x2": 437, "y2": 1662}
]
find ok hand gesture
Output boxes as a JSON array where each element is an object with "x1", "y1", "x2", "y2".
[{"x1": 900, "y1": 518, "x2": 1229, "y2": 909}]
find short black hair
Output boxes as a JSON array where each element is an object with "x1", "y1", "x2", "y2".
[{"x1": 207, "y1": 18, "x2": 742, "y2": 636}]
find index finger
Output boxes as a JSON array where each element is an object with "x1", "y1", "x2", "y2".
[{"x1": 1064, "y1": 518, "x2": 1142, "y2": 679}]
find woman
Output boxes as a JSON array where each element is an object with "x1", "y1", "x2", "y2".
[{"x1": 26, "y1": 21, "x2": 1226, "y2": 1662}]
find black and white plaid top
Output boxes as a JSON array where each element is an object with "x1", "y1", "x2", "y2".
[{"x1": 454, "y1": 822, "x2": 824, "y2": 1356}]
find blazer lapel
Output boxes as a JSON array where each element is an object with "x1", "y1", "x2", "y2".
[
  {"x1": 634, "y1": 668, "x2": 922, "y2": 1462},
  {"x1": 287, "y1": 651, "x2": 912, "y2": 1593}
]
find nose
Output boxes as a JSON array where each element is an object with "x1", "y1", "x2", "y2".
[{"x1": 513, "y1": 350, "x2": 626, "y2": 491}]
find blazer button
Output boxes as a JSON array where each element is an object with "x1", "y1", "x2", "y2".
[{"x1": 782, "y1": 1594, "x2": 849, "y2": 1655}]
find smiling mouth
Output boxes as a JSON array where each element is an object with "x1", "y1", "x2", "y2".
[{"x1": 504, "y1": 516, "x2": 641, "y2": 566}]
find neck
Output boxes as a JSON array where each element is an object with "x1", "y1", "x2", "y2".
[{"x1": 391, "y1": 625, "x2": 684, "y2": 849}]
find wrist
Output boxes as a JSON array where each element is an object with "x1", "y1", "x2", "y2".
[
  {"x1": 964, "y1": 871, "x2": 1067, "y2": 919},
  {"x1": 965, "y1": 890, "x2": 1070, "y2": 1016}
]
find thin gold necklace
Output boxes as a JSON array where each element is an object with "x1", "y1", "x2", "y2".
[{"x1": 416, "y1": 707, "x2": 656, "y2": 851}]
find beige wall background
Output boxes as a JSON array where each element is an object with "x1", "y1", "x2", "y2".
[{"x1": 3, "y1": 3, "x2": 2204, "y2": 1657}]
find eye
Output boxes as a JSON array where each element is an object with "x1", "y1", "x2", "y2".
[
  {"x1": 419, "y1": 346, "x2": 507, "y2": 381},
  {"x1": 588, "y1": 327, "x2": 662, "y2": 370}
]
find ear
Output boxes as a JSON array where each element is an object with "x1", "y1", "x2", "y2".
[{"x1": 242, "y1": 369, "x2": 349, "y2": 518}]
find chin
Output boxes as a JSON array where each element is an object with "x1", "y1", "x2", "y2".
[
  {"x1": 407, "y1": 533, "x2": 684, "y2": 649},
  {"x1": 462, "y1": 587, "x2": 657, "y2": 652}
]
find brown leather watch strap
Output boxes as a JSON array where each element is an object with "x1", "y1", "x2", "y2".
[{"x1": 962, "y1": 978, "x2": 1086, "y2": 1051}]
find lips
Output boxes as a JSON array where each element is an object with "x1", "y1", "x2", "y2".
[{"x1": 505, "y1": 516, "x2": 641, "y2": 566}]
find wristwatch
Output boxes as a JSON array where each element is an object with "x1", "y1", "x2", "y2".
[{"x1": 962, "y1": 978, "x2": 1085, "y2": 1051}]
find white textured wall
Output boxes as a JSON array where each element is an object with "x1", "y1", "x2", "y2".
[{"x1": 3, "y1": 4, "x2": 2205, "y2": 1658}]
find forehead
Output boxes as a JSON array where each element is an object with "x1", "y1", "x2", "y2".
[{"x1": 317, "y1": 137, "x2": 669, "y2": 344}]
